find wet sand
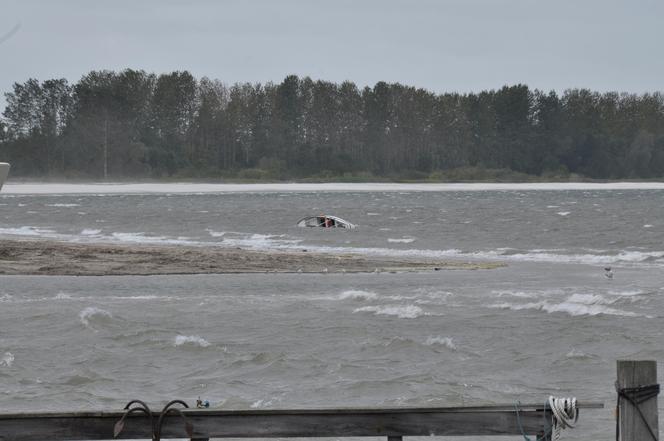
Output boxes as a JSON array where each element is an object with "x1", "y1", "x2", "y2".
[{"x1": 0, "y1": 239, "x2": 502, "y2": 276}]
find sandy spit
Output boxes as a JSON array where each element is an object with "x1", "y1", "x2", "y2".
[{"x1": 0, "y1": 239, "x2": 503, "y2": 276}]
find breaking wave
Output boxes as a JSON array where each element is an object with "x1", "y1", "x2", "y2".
[
  {"x1": 492, "y1": 290, "x2": 540, "y2": 299},
  {"x1": 565, "y1": 348, "x2": 594, "y2": 360},
  {"x1": 110, "y1": 232, "x2": 194, "y2": 245},
  {"x1": 490, "y1": 295, "x2": 640, "y2": 317},
  {"x1": 174, "y1": 335, "x2": 210, "y2": 348},
  {"x1": 353, "y1": 304, "x2": 425, "y2": 319},
  {"x1": 54, "y1": 292, "x2": 73, "y2": 300},
  {"x1": 220, "y1": 233, "x2": 303, "y2": 248},
  {"x1": 0, "y1": 226, "x2": 57, "y2": 237},
  {"x1": 387, "y1": 237, "x2": 416, "y2": 243},
  {"x1": 338, "y1": 290, "x2": 378, "y2": 301},
  {"x1": 1, "y1": 352, "x2": 14, "y2": 367},
  {"x1": 79, "y1": 307, "x2": 113, "y2": 327},
  {"x1": 206, "y1": 229, "x2": 226, "y2": 237},
  {"x1": 424, "y1": 336, "x2": 457, "y2": 350}
]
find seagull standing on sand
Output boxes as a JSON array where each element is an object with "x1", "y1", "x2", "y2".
[{"x1": 604, "y1": 267, "x2": 614, "y2": 279}]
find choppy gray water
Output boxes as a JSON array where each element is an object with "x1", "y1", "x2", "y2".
[{"x1": 1, "y1": 185, "x2": 663, "y2": 440}]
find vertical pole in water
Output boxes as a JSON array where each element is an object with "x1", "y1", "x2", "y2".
[
  {"x1": 617, "y1": 360, "x2": 659, "y2": 441},
  {"x1": 103, "y1": 116, "x2": 108, "y2": 180}
]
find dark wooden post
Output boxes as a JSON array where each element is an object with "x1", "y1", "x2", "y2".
[{"x1": 617, "y1": 360, "x2": 659, "y2": 441}]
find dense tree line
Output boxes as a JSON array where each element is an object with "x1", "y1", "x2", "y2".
[{"x1": 2, "y1": 69, "x2": 664, "y2": 180}]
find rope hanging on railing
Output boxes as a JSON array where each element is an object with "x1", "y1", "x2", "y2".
[
  {"x1": 615, "y1": 382, "x2": 660, "y2": 441},
  {"x1": 514, "y1": 397, "x2": 578, "y2": 441},
  {"x1": 548, "y1": 396, "x2": 578, "y2": 441}
]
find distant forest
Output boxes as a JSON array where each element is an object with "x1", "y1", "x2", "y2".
[{"x1": 2, "y1": 70, "x2": 664, "y2": 180}]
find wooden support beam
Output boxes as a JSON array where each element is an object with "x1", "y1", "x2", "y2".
[{"x1": 617, "y1": 360, "x2": 659, "y2": 441}]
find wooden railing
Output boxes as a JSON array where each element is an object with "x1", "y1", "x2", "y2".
[
  {"x1": 0, "y1": 402, "x2": 603, "y2": 441},
  {"x1": 1, "y1": 360, "x2": 659, "y2": 441}
]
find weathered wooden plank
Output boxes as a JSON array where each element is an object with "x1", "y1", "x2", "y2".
[
  {"x1": 617, "y1": 360, "x2": 659, "y2": 441},
  {"x1": 0, "y1": 401, "x2": 604, "y2": 418},
  {"x1": 0, "y1": 403, "x2": 603, "y2": 441}
]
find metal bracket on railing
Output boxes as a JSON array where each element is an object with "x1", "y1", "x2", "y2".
[
  {"x1": 154, "y1": 400, "x2": 193, "y2": 441},
  {"x1": 114, "y1": 400, "x2": 154, "y2": 439},
  {"x1": 114, "y1": 399, "x2": 194, "y2": 441}
]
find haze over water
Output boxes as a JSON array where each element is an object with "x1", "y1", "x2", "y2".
[{"x1": 1, "y1": 183, "x2": 663, "y2": 440}]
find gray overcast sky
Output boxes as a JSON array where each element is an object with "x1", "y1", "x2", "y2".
[{"x1": 1, "y1": 0, "x2": 663, "y2": 104}]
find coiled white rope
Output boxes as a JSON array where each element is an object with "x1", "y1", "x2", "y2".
[{"x1": 548, "y1": 396, "x2": 578, "y2": 440}]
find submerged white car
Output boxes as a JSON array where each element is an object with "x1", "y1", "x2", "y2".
[
  {"x1": 297, "y1": 215, "x2": 356, "y2": 229},
  {"x1": 0, "y1": 163, "x2": 9, "y2": 191}
]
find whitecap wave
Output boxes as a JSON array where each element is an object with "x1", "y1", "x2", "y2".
[
  {"x1": 110, "y1": 295, "x2": 160, "y2": 300},
  {"x1": 353, "y1": 304, "x2": 425, "y2": 319},
  {"x1": 492, "y1": 290, "x2": 540, "y2": 299},
  {"x1": 239, "y1": 240, "x2": 664, "y2": 267},
  {"x1": 565, "y1": 348, "x2": 593, "y2": 359},
  {"x1": 174, "y1": 335, "x2": 210, "y2": 348},
  {"x1": 607, "y1": 289, "x2": 644, "y2": 297},
  {"x1": 424, "y1": 336, "x2": 457, "y2": 350},
  {"x1": 250, "y1": 398, "x2": 278, "y2": 408},
  {"x1": 490, "y1": 297, "x2": 638, "y2": 317},
  {"x1": 0, "y1": 226, "x2": 56, "y2": 237},
  {"x1": 206, "y1": 229, "x2": 226, "y2": 237},
  {"x1": 1, "y1": 352, "x2": 14, "y2": 367},
  {"x1": 81, "y1": 229, "x2": 101, "y2": 236},
  {"x1": 54, "y1": 292, "x2": 73, "y2": 300},
  {"x1": 222, "y1": 233, "x2": 303, "y2": 248},
  {"x1": 387, "y1": 237, "x2": 416, "y2": 244},
  {"x1": 338, "y1": 290, "x2": 378, "y2": 301},
  {"x1": 565, "y1": 293, "x2": 617, "y2": 306},
  {"x1": 46, "y1": 203, "x2": 80, "y2": 207},
  {"x1": 79, "y1": 307, "x2": 113, "y2": 327}
]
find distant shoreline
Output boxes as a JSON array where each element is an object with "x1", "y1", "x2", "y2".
[
  {"x1": 3, "y1": 181, "x2": 664, "y2": 195},
  {"x1": 0, "y1": 239, "x2": 502, "y2": 276}
]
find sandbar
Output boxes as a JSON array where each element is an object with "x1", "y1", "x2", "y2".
[{"x1": 0, "y1": 239, "x2": 503, "y2": 276}]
